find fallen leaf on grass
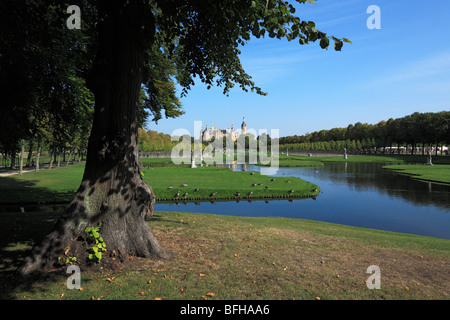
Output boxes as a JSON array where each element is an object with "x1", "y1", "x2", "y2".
[
  {"x1": 206, "y1": 292, "x2": 215, "y2": 297},
  {"x1": 105, "y1": 277, "x2": 116, "y2": 282},
  {"x1": 199, "y1": 273, "x2": 206, "y2": 277}
]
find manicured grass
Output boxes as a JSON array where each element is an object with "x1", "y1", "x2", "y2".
[
  {"x1": 0, "y1": 163, "x2": 84, "y2": 204},
  {"x1": 259, "y1": 159, "x2": 324, "y2": 167},
  {"x1": 383, "y1": 164, "x2": 450, "y2": 185},
  {"x1": 288, "y1": 154, "x2": 450, "y2": 164},
  {"x1": 140, "y1": 157, "x2": 190, "y2": 167},
  {"x1": 143, "y1": 166, "x2": 319, "y2": 200},
  {"x1": 0, "y1": 161, "x2": 319, "y2": 204},
  {"x1": 1, "y1": 210, "x2": 449, "y2": 300},
  {"x1": 257, "y1": 154, "x2": 450, "y2": 169}
]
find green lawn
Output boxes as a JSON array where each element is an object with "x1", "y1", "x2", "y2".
[
  {"x1": 286, "y1": 154, "x2": 450, "y2": 164},
  {"x1": 0, "y1": 163, "x2": 84, "y2": 204},
  {"x1": 1, "y1": 157, "x2": 449, "y2": 300},
  {"x1": 1, "y1": 210, "x2": 449, "y2": 300},
  {"x1": 259, "y1": 159, "x2": 324, "y2": 167},
  {"x1": 143, "y1": 165, "x2": 319, "y2": 200},
  {"x1": 0, "y1": 161, "x2": 319, "y2": 204},
  {"x1": 383, "y1": 164, "x2": 450, "y2": 185},
  {"x1": 140, "y1": 157, "x2": 190, "y2": 167}
]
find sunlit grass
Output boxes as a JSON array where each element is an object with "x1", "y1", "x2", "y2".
[{"x1": 1, "y1": 210, "x2": 449, "y2": 300}]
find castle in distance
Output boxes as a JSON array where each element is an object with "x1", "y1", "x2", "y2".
[{"x1": 200, "y1": 117, "x2": 247, "y2": 142}]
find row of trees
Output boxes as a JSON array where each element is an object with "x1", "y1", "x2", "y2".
[
  {"x1": 280, "y1": 111, "x2": 450, "y2": 154},
  {"x1": 0, "y1": 2, "x2": 95, "y2": 171},
  {"x1": 138, "y1": 129, "x2": 175, "y2": 152},
  {"x1": 1, "y1": 0, "x2": 186, "y2": 276},
  {"x1": 281, "y1": 139, "x2": 376, "y2": 152},
  {"x1": 0, "y1": 2, "x2": 184, "y2": 171}
]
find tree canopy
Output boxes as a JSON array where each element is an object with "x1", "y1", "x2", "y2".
[
  {"x1": 7, "y1": 0, "x2": 348, "y2": 276},
  {"x1": 280, "y1": 111, "x2": 450, "y2": 154}
]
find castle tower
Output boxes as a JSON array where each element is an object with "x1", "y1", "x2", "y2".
[{"x1": 241, "y1": 117, "x2": 247, "y2": 134}]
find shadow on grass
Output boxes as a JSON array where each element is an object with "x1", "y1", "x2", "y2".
[
  {"x1": 0, "y1": 176, "x2": 73, "y2": 300},
  {"x1": 0, "y1": 175, "x2": 75, "y2": 205},
  {"x1": 0, "y1": 209, "x2": 66, "y2": 299},
  {"x1": 148, "y1": 212, "x2": 190, "y2": 226},
  {"x1": 0, "y1": 175, "x2": 78, "y2": 299},
  {"x1": 0, "y1": 211, "x2": 181, "y2": 299}
]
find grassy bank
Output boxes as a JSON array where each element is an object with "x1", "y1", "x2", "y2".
[
  {"x1": 285, "y1": 154, "x2": 450, "y2": 164},
  {"x1": 0, "y1": 162, "x2": 319, "y2": 204},
  {"x1": 1, "y1": 210, "x2": 449, "y2": 300},
  {"x1": 0, "y1": 163, "x2": 84, "y2": 203},
  {"x1": 259, "y1": 159, "x2": 324, "y2": 167},
  {"x1": 383, "y1": 164, "x2": 450, "y2": 186},
  {"x1": 143, "y1": 165, "x2": 318, "y2": 200}
]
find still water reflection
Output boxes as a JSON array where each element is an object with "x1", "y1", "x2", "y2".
[{"x1": 155, "y1": 162, "x2": 450, "y2": 239}]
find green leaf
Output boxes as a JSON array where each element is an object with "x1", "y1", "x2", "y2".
[
  {"x1": 334, "y1": 39, "x2": 343, "y2": 51},
  {"x1": 320, "y1": 37, "x2": 329, "y2": 49},
  {"x1": 343, "y1": 38, "x2": 352, "y2": 44},
  {"x1": 95, "y1": 252, "x2": 102, "y2": 260}
]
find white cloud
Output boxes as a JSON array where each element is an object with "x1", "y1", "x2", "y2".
[
  {"x1": 362, "y1": 50, "x2": 450, "y2": 88},
  {"x1": 386, "y1": 51, "x2": 450, "y2": 83}
]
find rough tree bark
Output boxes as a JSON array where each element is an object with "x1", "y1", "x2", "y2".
[{"x1": 18, "y1": 1, "x2": 170, "y2": 276}]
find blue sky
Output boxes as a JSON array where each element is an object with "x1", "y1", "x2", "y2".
[{"x1": 148, "y1": 0, "x2": 450, "y2": 137}]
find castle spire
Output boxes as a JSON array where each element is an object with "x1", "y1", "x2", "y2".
[{"x1": 241, "y1": 116, "x2": 247, "y2": 134}]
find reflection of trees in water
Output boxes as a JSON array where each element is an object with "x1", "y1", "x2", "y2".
[{"x1": 308, "y1": 162, "x2": 450, "y2": 211}]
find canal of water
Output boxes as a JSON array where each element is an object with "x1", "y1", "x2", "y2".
[
  {"x1": 3, "y1": 162, "x2": 449, "y2": 239},
  {"x1": 155, "y1": 162, "x2": 450, "y2": 240}
]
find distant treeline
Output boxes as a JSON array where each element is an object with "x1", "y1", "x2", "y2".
[
  {"x1": 280, "y1": 111, "x2": 450, "y2": 154},
  {"x1": 138, "y1": 128, "x2": 175, "y2": 151}
]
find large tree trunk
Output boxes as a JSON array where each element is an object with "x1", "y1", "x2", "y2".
[
  {"x1": 19, "y1": 139, "x2": 25, "y2": 175},
  {"x1": 48, "y1": 144, "x2": 55, "y2": 169},
  {"x1": 26, "y1": 138, "x2": 34, "y2": 167},
  {"x1": 18, "y1": 1, "x2": 168, "y2": 276},
  {"x1": 35, "y1": 137, "x2": 41, "y2": 172}
]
